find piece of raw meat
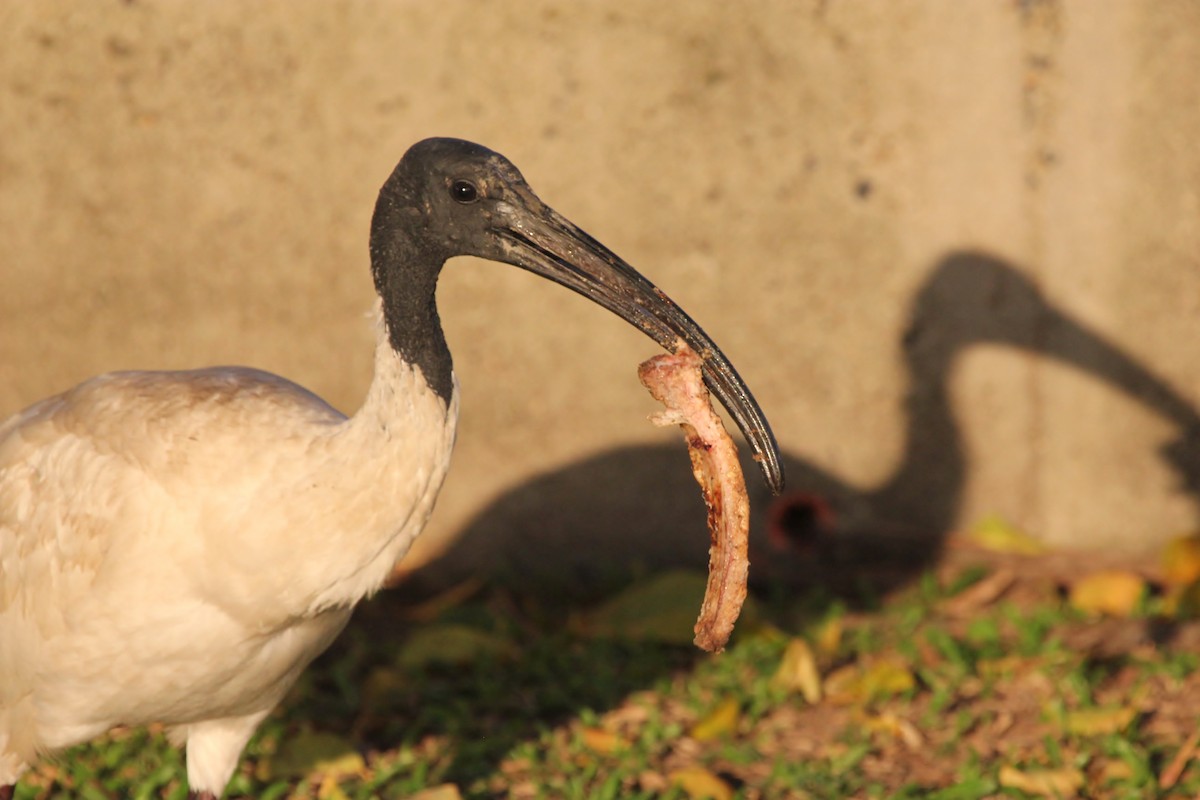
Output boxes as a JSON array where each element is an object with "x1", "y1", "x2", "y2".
[{"x1": 638, "y1": 342, "x2": 750, "y2": 652}]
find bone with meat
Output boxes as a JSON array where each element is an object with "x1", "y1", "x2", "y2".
[{"x1": 638, "y1": 342, "x2": 751, "y2": 653}]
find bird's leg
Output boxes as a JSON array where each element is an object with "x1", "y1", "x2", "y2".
[
  {"x1": 0, "y1": 784, "x2": 13, "y2": 800},
  {"x1": 187, "y1": 792, "x2": 219, "y2": 800}
]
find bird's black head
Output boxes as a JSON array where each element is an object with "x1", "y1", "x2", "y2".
[
  {"x1": 371, "y1": 138, "x2": 541, "y2": 270},
  {"x1": 369, "y1": 137, "x2": 785, "y2": 494}
]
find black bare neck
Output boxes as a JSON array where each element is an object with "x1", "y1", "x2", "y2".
[{"x1": 368, "y1": 192, "x2": 454, "y2": 405}]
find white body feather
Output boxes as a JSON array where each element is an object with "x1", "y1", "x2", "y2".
[{"x1": 0, "y1": 309, "x2": 458, "y2": 792}]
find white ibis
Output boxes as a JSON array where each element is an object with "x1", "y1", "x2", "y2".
[{"x1": 0, "y1": 138, "x2": 783, "y2": 800}]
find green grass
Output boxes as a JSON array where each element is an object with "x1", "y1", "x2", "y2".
[{"x1": 15, "y1": 559, "x2": 1200, "y2": 799}]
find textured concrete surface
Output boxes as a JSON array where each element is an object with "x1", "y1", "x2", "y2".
[{"x1": 1, "y1": 2, "x2": 1198, "y2": 580}]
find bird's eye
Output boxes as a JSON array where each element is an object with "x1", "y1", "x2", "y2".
[{"x1": 450, "y1": 180, "x2": 479, "y2": 204}]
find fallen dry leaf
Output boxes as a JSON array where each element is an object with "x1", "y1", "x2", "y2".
[
  {"x1": 579, "y1": 726, "x2": 627, "y2": 754},
  {"x1": 771, "y1": 638, "x2": 823, "y2": 703},
  {"x1": 1162, "y1": 533, "x2": 1200, "y2": 587},
  {"x1": 860, "y1": 659, "x2": 917, "y2": 699},
  {"x1": 814, "y1": 615, "x2": 843, "y2": 658},
  {"x1": 1062, "y1": 705, "x2": 1137, "y2": 736},
  {"x1": 638, "y1": 770, "x2": 671, "y2": 793},
  {"x1": 969, "y1": 514, "x2": 1047, "y2": 555},
  {"x1": 1158, "y1": 725, "x2": 1200, "y2": 789},
  {"x1": 1067, "y1": 570, "x2": 1146, "y2": 617},
  {"x1": 997, "y1": 764, "x2": 1084, "y2": 796},
  {"x1": 408, "y1": 785, "x2": 464, "y2": 800},
  {"x1": 824, "y1": 658, "x2": 916, "y2": 706},
  {"x1": 1099, "y1": 758, "x2": 1135, "y2": 784},
  {"x1": 690, "y1": 696, "x2": 741, "y2": 741},
  {"x1": 669, "y1": 766, "x2": 735, "y2": 800},
  {"x1": 822, "y1": 664, "x2": 860, "y2": 703},
  {"x1": 316, "y1": 775, "x2": 350, "y2": 800},
  {"x1": 941, "y1": 568, "x2": 1016, "y2": 616},
  {"x1": 862, "y1": 711, "x2": 925, "y2": 750}
]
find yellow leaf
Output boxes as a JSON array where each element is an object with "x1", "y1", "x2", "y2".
[
  {"x1": 580, "y1": 726, "x2": 626, "y2": 754},
  {"x1": 1068, "y1": 570, "x2": 1146, "y2": 617},
  {"x1": 1163, "y1": 534, "x2": 1200, "y2": 586},
  {"x1": 969, "y1": 514, "x2": 1046, "y2": 555},
  {"x1": 408, "y1": 786, "x2": 465, "y2": 800},
  {"x1": 669, "y1": 766, "x2": 734, "y2": 800},
  {"x1": 317, "y1": 775, "x2": 350, "y2": 800},
  {"x1": 822, "y1": 664, "x2": 860, "y2": 703},
  {"x1": 863, "y1": 712, "x2": 924, "y2": 750},
  {"x1": 814, "y1": 616, "x2": 843, "y2": 657},
  {"x1": 998, "y1": 765, "x2": 1084, "y2": 796},
  {"x1": 1099, "y1": 759, "x2": 1134, "y2": 783},
  {"x1": 690, "y1": 696, "x2": 741, "y2": 741},
  {"x1": 771, "y1": 638, "x2": 822, "y2": 703},
  {"x1": 264, "y1": 731, "x2": 365, "y2": 781},
  {"x1": 1063, "y1": 705, "x2": 1137, "y2": 736},
  {"x1": 824, "y1": 659, "x2": 915, "y2": 706},
  {"x1": 861, "y1": 659, "x2": 916, "y2": 699}
]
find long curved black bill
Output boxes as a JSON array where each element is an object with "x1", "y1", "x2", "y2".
[{"x1": 495, "y1": 198, "x2": 785, "y2": 494}]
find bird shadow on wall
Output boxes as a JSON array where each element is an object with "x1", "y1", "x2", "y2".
[
  {"x1": 306, "y1": 250, "x2": 1200, "y2": 791},
  {"x1": 406, "y1": 249, "x2": 1200, "y2": 599}
]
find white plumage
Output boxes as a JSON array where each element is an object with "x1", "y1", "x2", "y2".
[
  {"x1": 1, "y1": 310, "x2": 457, "y2": 794},
  {"x1": 0, "y1": 137, "x2": 781, "y2": 799}
]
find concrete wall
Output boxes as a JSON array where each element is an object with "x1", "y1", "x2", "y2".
[{"x1": 2, "y1": 1, "x2": 1198, "y2": 581}]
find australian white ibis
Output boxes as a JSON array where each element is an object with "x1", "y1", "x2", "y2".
[{"x1": 0, "y1": 138, "x2": 783, "y2": 800}]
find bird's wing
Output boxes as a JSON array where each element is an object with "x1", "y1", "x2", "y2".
[
  {"x1": 0, "y1": 368, "x2": 359, "y2": 755},
  {"x1": 0, "y1": 367, "x2": 345, "y2": 633}
]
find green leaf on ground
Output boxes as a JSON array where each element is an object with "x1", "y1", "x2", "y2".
[
  {"x1": 581, "y1": 570, "x2": 708, "y2": 644},
  {"x1": 395, "y1": 623, "x2": 517, "y2": 669},
  {"x1": 261, "y1": 731, "x2": 364, "y2": 782}
]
